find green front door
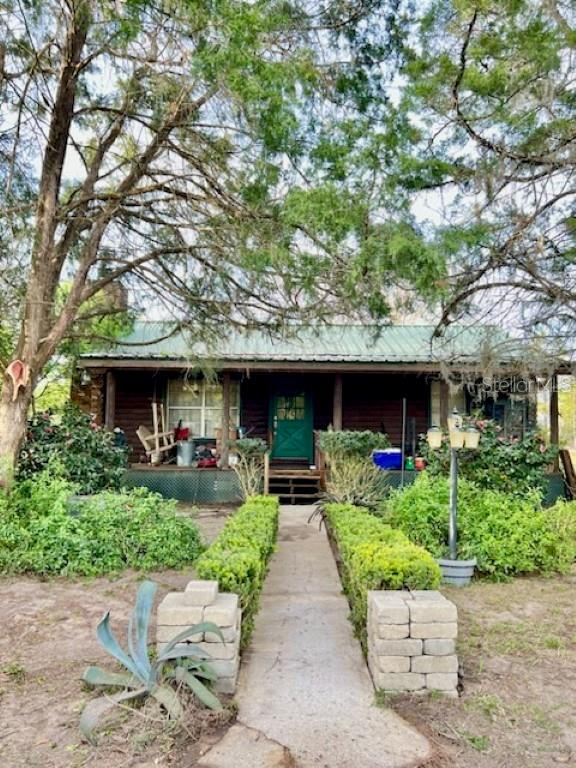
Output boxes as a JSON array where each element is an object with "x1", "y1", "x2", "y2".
[{"x1": 270, "y1": 391, "x2": 313, "y2": 462}]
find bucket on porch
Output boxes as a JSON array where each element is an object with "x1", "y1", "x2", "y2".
[
  {"x1": 372, "y1": 448, "x2": 403, "y2": 470},
  {"x1": 177, "y1": 441, "x2": 195, "y2": 467}
]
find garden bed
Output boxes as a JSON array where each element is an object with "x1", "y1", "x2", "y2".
[
  {"x1": 0, "y1": 570, "x2": 236, "y2": 768},
  {"x1": 385, "y1": 573, "x2": 576, "y2": 767},
  {"x1": 0, "y1": 505, "x2": 235, "y2": 768}
]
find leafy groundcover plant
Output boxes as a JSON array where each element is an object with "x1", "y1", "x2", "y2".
[
  {"x1": 383, "y1": 473, "x2": 576, "y2": 580},
  {"x1": 0, "y1": 472, "x2": 203, "y2": 576},
  {"x1": 17, "y1": 404, "x2": 128, "y2": 494},
  {"x1": 323, "y1": 502, "x2": 440, "y2": 649},
  {"x1": 81, "y1": 580, "x2": 223, "y2": 744},
  {"x1": 195, "y1": 495, "x2": 279, "y2": 646}
]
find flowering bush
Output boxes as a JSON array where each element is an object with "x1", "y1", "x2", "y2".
[
  {"x1": 419, "y1": 417, "x2": 556, "y2": 498},
  {"x1": 17, "y1": 404, "x2": 127, "y2": 493}
]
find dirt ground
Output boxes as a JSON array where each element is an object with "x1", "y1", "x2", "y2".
[
  {"x1": 1, "y1": 501, "x2": 575, "y2": 768},
  {"x1": 0, "y1": 505, "x2": 232, "y2": 768},
  {"x1": 390, "y1": 574, "x2": 576, "y2": 768}
]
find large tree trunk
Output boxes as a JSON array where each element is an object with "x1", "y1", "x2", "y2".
[
  {"x1": 0, "y1": 6, "x2": 89, "y2": 491},
  {"x1": 0, "y1": 377, "x2": 33, "y2": 488}
]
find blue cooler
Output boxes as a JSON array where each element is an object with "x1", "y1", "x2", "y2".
[{"x1": 372, "y1": 448, "x2": 403, "y2": 470}]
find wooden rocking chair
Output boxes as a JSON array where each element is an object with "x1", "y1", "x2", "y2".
[{"x1": 136, "y1": 402, "x2": 175, "y2": 463}]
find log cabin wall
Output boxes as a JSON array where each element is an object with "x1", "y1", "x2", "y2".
[
  {"x1": 75, "y1": 368, "x2": 431, "y2": 461},
  {"x1": 238, "y1": 375, "x2": 269, "y2": 441},
  {"x1": 70, "y1": 372, "x2": 105, "y2": 425},
  {"x1": 114, "y1": 371, "x2": 166, "y2": 461},
  {"x1": 238, "y1": 371, "x2": 430, "y2": 447},
  {"x1": 341, "y1": 373, "x2": 429, "y2": 446}
]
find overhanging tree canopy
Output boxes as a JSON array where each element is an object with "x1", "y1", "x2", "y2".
[
  {"x1": 0, "y1": 0, "x2": 444, "y2": 482},
  {"x1": 394, "y1": 0, "x2": 576, "y2": 357}
]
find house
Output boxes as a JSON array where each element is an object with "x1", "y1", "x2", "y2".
[{"x1": 73, "y1": 322, "x2": 558, "y2": 501}]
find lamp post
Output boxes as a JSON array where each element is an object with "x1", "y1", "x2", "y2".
[{"x1": 427, "y1": 408, "x2": 480, "y2": 583}]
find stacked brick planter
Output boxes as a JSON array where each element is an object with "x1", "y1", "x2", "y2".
[
  {"x1": 156, "y1": 580, "x2": 241, "y2": 694},
  {"x1": 367, "y1": 590, "x2": 459, "y2": 697}
]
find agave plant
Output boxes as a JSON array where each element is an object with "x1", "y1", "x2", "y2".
[{"x1": 80, "y1": 580, "x2": 223, "y2": 744}]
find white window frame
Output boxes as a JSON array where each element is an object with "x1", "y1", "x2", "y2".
[{"x1": 167, "y1": 378, "x2": 240, "y2": 438}]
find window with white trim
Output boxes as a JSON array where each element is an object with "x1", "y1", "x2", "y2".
[{"x1": 167, "y1": 379, "x2": 240, "y2": 438}]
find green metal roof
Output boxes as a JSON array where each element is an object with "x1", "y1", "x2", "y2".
[{"x1": 80, "y1": 322, "x2": 500, "y2": 366}]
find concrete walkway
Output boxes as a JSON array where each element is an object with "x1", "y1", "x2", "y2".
[{"x1": 199, "y1": 505, "x2": 431, "y2": 768}]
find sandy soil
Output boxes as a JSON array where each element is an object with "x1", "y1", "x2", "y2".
[
  {"x1": 1, "y1": 500, "x2": 574, "y2": 768},
  {"x1": 390, "y1": 574, "x2": 576, "y2": 768},
  {"x1": 0, "y1": 505, "x2": 232, "y2": 768}
]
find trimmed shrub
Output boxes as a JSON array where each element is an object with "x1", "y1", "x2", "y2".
[
  {"x1": 17, "y1": 405, "x2": 127, "y2": 493},
  {"x1": 195, "y1": 495, "x2": 279, "y2": 645},
  {"x1": 0, "y1": 473, "x2": 203, "y2": 576},
  {"x1": 317, "y1": 430, "x2": 390, "y2": 458},
  {"x1": 323, "y1": 502, "x2": 441, "y2": 647},
  {"x1": 383, "y1": 473, "x2": 576, "y2": 580}
]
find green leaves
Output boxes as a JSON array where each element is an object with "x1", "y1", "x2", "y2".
[
  {"x1": 174, "y1": 666, "x2": 222, "y2": 711},
  {"x1": 82, "y1": 666, "x2": 139, "y2": 689},
  {"x1": 156, "y1": 621, "x2": 222, "y2": 664},
  {"x1": 127, "y1": 580, "x2": 157, "y2": 684},
  {"x1": 81, "y1": 580, "x2": 224, "y2": 743},
  {"x1": 195, "y1": 496, "x2": 279, "y2": 646},
  {"x1": 318, "y1": 431, "x2": 393, "y2": 507},
  {"x1": 384, "y1": 472, "x2": 576, "y2": 580},
  {"x1": 323, "y1": 502, "x2": 441, "y2": 649},
  {"x1": 97, "y1": 610, "x2": 144, "y2": 682},
  {"x1": 318, "y1": 430, "x2": 390, "y2": 459},
  {"x1": 17, "y1": 405, "x2": 127, "y2": 495},
  {"x1": 0, "y1": 477, "x2": 204, "y2": 576},
  {"x1": 393, "y1": 0, "x2": 576, "y2": 340},
  {"x1": 419, "y1": 418, "x2": 556, "y2": 498}
]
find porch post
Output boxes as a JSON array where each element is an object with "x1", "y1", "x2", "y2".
[
  {"x1": 333, "y1": 373, "x2": 343, "y2": 430},
  {"x1": 221, "y1": 372, "x2": 231, "y2": 469},
  {"x1": 550, "y1": 373, "x2": 559, "y2": 470},
  {"x1": 104, "y1": 371, "x2": 116, "y2": 430},
  {"x1": 439, "y1": 380, "x2": 449, "y2": 429}
]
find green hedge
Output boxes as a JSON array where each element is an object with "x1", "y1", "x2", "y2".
[
  {"x1": 383, "y1": 473, "x2": 576, "y2": 580},
  {"x1": 0, "y1": 473, "x2": 203, "y2": 576},
  {"x1": 195, "y1": 495, "x2": 279, "y2": 646},
  {"x1": 323, "y1": 503, "x2": 440, "y2": 648}
]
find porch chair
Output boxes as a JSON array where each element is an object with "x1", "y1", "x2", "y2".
[{"x1": 136, "y1": 402, "x2": 175, "y2": 462}]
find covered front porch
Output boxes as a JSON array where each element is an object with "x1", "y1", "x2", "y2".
[
  {"x1": 74, "y1": 366, "x2": 434, "y2": 466},
  {"x1": 72, "y1": 319, "x2": 561, "y2": 503}
]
